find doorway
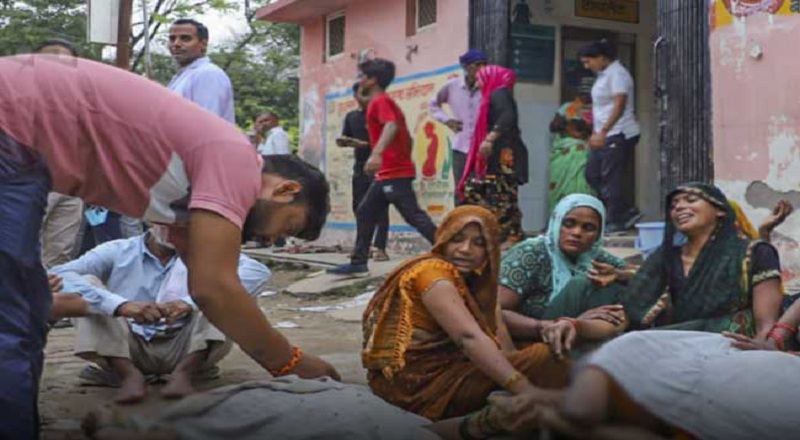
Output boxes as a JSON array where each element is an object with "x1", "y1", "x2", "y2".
[{"x1": 560, "y1": 26, "x2": 638, "y2": 214}]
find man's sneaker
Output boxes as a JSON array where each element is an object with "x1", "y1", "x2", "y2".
[{"x1": 326, "y1": 263, "x2": 370, "y2": 278}]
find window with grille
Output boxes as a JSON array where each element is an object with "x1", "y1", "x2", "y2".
[
  {"x1": 326, "y1": 12, "x2": 345, "y2": 60},
  {"x1": 417, "y1": 0, "x2": 437, "y2": 30}
]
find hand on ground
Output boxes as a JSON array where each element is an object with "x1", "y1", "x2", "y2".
[{"x1": 287, "y1": 352, "x2": 341, "y2": 381}]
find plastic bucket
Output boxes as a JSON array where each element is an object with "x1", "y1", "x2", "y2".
[{"x1": 635, "y1": 222, "x2": 665, "y2": 258}]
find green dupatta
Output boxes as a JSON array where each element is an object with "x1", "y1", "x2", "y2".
[{"x1": 622, "y1": 183, "x2": 762, "y2": 336}]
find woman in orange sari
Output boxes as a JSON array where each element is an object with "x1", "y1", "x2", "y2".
[{"x1": 362, "y1": 206, "x2": 569, "y2": 421}]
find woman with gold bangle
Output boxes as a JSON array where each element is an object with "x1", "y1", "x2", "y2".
[{"x1": 362, "y1": 206, "x2": 569, "y2": 421}]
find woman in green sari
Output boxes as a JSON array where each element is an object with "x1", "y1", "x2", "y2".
[
  {"x1": 499, "y1": 194, "x2": 635, "y2": 357},
  {"x1": 548, "y1": 78, "x2": 596, "y2": 211},
  {"x1": 620, "y1": 182, "x2": 784, "y2": 336}
]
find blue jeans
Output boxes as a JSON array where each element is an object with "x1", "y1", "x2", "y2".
[{"x1": 0, "y1": 132, "x2": 51, "y2": 439}]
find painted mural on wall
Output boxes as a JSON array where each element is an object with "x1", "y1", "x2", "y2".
[
  {"x1": 710, "y1": 0, "x2": 800, "y2": 289},
  {"x1": 712, "y1": 0, "x2": 799, "y2": 28},
  {"x1": 323, "y1": 65, "x2": 462, "y2": 230}
]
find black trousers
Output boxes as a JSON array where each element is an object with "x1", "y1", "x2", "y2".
[
  {"x1": 451, "y1": 150, "x2": 468, "y2": 206},
  {"x1": 352, "y1": 173, "x2": 389, "y2": 251},
  {"x1": 352, "y1": 178, "x2": 436, "y2": 265},
  {"x1": 585, "y1": 134, "x2": 639, "y2": 224}
]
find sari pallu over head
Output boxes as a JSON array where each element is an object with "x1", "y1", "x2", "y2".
[
  {"x1": 457, "y1": 65, "x2": 516, "y2": 198},
  {"x1": 622, "y1": 183, "x2": 768, "y2": 335},
  {"x1": 541, "y1": 194, "x2": 609, "y2": 300},
  {"x1": 362, "y1": 206, "x2": 501, "y2": 379}
]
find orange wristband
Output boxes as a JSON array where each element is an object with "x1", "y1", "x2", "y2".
[{"x1": 269, "y1": 346, "x2": 303, "y2": 377}]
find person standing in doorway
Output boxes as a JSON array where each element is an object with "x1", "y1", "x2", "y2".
[
  {"x1": 167, "y1": 18, "x2": 235, "y2": 124},
  {"x1": 429, "y1": 50, "x2": 486, "y2": 205},
  {"x1": 580, "y1": 39, "x2": 642, "y2": 234},
  {"x1": 255, "y1": 111, "x2": 292, "y2": 156},
  {"x1": 328, "y1": 59, "x2": 437, "y2": 277},
  {"x1": 337, "y1": 83, "x2": 390, "y2": 262}
]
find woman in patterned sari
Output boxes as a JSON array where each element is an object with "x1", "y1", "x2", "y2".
[
  {"x1": 362, "y1": 206, "x2": 569, "y2": 421},
  {"x1": 548, "y1": 78, "x2": 596, "y2": 211},
  {"x1": 458, "y1": 66, "x2": 529, "y2": 250},
  {"x1": 620, "y1": 182, "x2": 784, "y2": 336},
  {"x1": 498, "y1": 194, "x2": 634, "y2": 355}
]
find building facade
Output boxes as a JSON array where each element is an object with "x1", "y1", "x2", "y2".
[
  {"x1": 710, "y1": 0, "x2": 800, "y2": 289},
  {"x1": 258, "y1": 0, "x2": 662, "y2": 252}
]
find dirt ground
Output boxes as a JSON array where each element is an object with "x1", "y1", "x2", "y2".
[{"x1": 40, "y1": 267, "x2": 369, "y2": 440}]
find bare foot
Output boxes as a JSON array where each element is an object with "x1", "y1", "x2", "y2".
[
  {"x1": 114, "y1": 371, "x2": 147, "y2": 405},
  {"x1": 160, "y1": 372, "x2": 195, "y2": 400}
]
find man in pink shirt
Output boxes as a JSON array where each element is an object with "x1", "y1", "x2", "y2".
[{"x1": 0, "y1": 54, "x2": 337, "y2": 439}]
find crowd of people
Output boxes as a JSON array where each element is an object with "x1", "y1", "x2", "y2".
[{"x1": 0, "y1": 16, "x2": 798, "y2": 440}]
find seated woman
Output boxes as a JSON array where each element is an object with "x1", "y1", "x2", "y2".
[
  {"x1": 621, "y1": 183, "x2": 784, "y2": 337},
  {"x1": 548, "y1": 77, "x2": 596, "y2": 211},
  {"x1": 499, "y1": 194, "x2": 633, "y2": 353},
  {"x1": 362, "y1": 206, "x2": 569, "y2": 421}
]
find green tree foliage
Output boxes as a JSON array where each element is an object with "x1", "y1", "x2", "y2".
[
  {"x1": 0, "y1": 0, "x2": 103, "y2": 58},
  {"x1": 1, "y1": 0, "x2": 300, "y2": 140}
]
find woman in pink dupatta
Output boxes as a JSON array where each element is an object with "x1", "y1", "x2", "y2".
[{"x1": 458, "y1": 65, "x2": 529, "y2": 250}]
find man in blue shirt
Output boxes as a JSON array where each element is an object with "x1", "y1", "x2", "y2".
[
  {"x1": 166, "y1": 18, "x2": 235, "y2": 124},
  {"x1": 50, "y1": 226, "x2": 270, "y2": 404}
]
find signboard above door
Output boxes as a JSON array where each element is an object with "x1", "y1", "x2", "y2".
[{"x1": 575, "y1": 0, "x2": 640, "y2": 24}]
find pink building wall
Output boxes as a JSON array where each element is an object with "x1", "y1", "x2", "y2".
[
  {"x1": 280, "y1": 0, "x2": 470, "y2": 250},
  {"x1": 297, "y1": 0, "x2": 469, "y2": 169},
  {"x1": 710, "y1": 0, "x2": 800, "y2": 289}
]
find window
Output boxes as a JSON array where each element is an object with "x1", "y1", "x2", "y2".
[
  {"x1": 416, "y1": 0, "x2": 437, "y2": 30},
  {"x1": 407, "y1": 0, "x2": 437, "y2": 36},
  {"x1": 326, "y1": 12, "x2": 345, "y2": 60}
]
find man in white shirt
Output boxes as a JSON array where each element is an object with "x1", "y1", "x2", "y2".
[
  {"x1": 167, "y1": 19, "x2": 235, "y2": 124},
  {"x1": 50, "y1": 226, "x2": 271, "y2": 404},
  {"x1": 579, "y1": 40, "x2": 642, "y2": 233},
  {"x1": 255, "y1": 111, "x2": 292, "y2": 156}
]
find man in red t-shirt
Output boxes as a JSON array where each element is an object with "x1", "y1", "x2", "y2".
[
  {"x1": 0, "y1": 55, "x2": 338, "y2": 439},
  {"x1": 328, "y1": 59, "x2": 436, "y2": 277}
]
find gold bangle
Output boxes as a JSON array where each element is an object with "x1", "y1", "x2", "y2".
[{"x1": 502, "y1": 371, "x2": 525, "y2": 391}]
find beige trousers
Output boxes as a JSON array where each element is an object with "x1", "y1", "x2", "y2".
[
  {"x1": 40, "y1": 192, "x2": 84, "y2": 268},
  {"x1": 74, "y1": 312, "x2": 232, "y2": 376}
]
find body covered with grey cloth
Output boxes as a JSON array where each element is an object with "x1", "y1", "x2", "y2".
[
  {"x1": 588, "y1": 330, "x2": 800, "y2": 440},
  {"x1": 107, "y1": 376, "x2": 439, "y2": 440}
]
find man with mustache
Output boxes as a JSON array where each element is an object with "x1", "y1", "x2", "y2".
[{"x1": 167, "y1": 18, "x2": 235, "y2": 124}]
